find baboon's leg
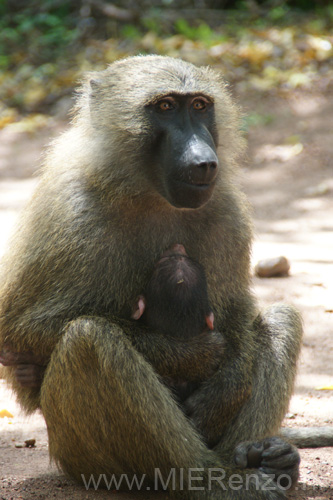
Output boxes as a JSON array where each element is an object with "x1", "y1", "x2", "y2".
[
  {"x1": 41, "y1": 316, "x2": 289, "y2": 499},
  {"x1": 216, "y1": 304, "x2": 303, "y2": 483},
  {"x1": 40, "y1": 316, "x2": 218, "y2": 487}
]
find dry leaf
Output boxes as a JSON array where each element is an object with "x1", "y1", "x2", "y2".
[{"x1": 0, "y1": 409, "x2": 14, "y2": 418}]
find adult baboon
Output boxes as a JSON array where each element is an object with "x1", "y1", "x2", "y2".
[{"x1": 0, "y1": 55, "x2": 303, "y2": 498}]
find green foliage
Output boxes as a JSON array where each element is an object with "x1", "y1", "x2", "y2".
[
  {"x1": 121, "y1": 24, "x2": 141, "y2": 40},
  {"x1": 236, "y1": 0, "x2": 331, "y2": 11},
  {"x1": 267, "y1": 5, "x2": 290, "y2": 22},
  {"x1": 0, "y1": 55, "x2": 10, "y2": 69},
  {"x1": 174, "y1": 19, "x2": 215, "y2": 44},
  {"x1": 0, "y1": 1, "x2": 332, "y2": 115},
  {"x1": 143, "y1": 17, "x2": 164, "y2": 35},
  {"x1": 0, "y1": 6, "x2": 79, "y2": 70}
]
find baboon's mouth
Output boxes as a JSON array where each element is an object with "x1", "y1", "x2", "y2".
[
  {"x1": 167, "y1": 179, "x2": 215, "y2": 209},
  {"x1": 191, "y1": 182, "x2": 210, "y2": 189},
  {"x1": 179, "y1": 180, "x2": 211, "y2": 190}
]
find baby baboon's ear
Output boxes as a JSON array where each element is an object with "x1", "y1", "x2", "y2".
[
  {"x1": 131, "y1": 296, "x2": 146, "y2": 320},
  {"x1": 205, "y1": 312, "x2": 214, "y2": 331}
]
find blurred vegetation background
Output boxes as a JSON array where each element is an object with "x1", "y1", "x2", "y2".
[{"x1": 0, "y1": 0, "x2": 332, "y2": 129}]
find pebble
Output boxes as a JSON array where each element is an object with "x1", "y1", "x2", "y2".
[
  {"x1": 24, "y1": 439, "x2": 36, "y2": 448},
  {"x1": 255, "y1": 256, "x2": 290, "y2": 278}
]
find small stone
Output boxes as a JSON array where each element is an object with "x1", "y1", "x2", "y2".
[
  {"x1": 255, "y1": 256, "x2": 290, "y2": 278},
  {"x1": 24, "y1": 439, "x2": 36, "y2": 448}
]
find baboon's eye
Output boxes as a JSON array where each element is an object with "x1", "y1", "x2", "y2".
[
  {"x1": 158, "y1": 100, "x2": 175, "y2": 111},
  {"x1": 192, "y1": 98, "x2": 209, "y2": 111}
]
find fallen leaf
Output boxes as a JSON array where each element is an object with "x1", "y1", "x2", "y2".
[{"x1": 0, "y1": 409, "x2": 14, "y2": 418}]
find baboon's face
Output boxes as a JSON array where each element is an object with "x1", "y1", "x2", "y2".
[{"x1": 146, "y1": 93, "x2": 219, "y2": 209}]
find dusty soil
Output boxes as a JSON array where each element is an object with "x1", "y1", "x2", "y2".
[{"x1": 0, "y1": 86, "x2": 332, "y2": 499}]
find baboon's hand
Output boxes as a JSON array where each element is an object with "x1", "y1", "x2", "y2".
[
  {"x1": 234, "y1": 437, "x2": 300, "y2": 489},
  {"x1": 0, "y1": 344, "x2": 43, "y2": 365},
  {"x1": 14, "y1": 364, "x2": 46, "y2": 388},
  {"x1": 0, "y1": 347, "x2": 26, "y2": 366},
  {"x1": 0, "y1": 345, "x2": 46, "y2": 388}
]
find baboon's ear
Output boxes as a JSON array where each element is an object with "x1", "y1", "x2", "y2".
[
  {"x1": 131, "y1": 296, "x2": 146, "y2": 320},
  {"x1": 205, "y1": 312, "x2": 215, "y2": 331},
  {"x1": 89, "y1": 79, "x2": 102, "y2": 96}
]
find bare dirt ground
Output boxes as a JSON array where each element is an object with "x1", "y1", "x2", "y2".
[{"x1": 0, "y1": 86, "x2": 332, "y2": 499}]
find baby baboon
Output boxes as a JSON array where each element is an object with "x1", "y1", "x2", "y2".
[
  {"x1": 132, "y1": 242, "x2": 216, "y2": 402},
  {"x1": 0, "y1": 55, "x2": 304, "y2": 498},
  {"x1": 132, "y1": 243, "x2": 215, "y2": 339}
]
